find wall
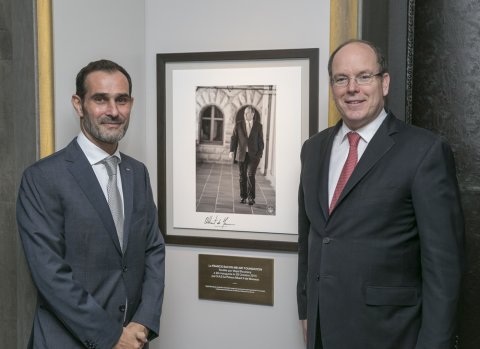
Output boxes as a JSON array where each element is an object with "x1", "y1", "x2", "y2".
[
  {"x1": 146, "y1": 1, "x2": 330, "y2": 348},
  {"x1": 52, "y1": 1, "x2": 330, "y2": 348},
  {"x1": 52, "y1": 0, "x2": 147, "y2": 162}
]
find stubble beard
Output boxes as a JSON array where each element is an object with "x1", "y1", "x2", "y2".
[{"x1": 82, "y1": 113, "x2": 129, "y2": 144}]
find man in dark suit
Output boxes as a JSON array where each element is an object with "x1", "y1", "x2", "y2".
[
  {"x1": 16, "y1": 60, "x2": 165, "y2": 349},
  {"x1": 297, "y1": 39, "x2": 464, "y2": 349},
  {"x1": 229, "y1": 106, "x2": 264, "y2": 205}
]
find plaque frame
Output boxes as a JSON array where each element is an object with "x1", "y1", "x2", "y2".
[
  {"x1": 157, "y1": 49, "x2": 319, "y2": 251},
  {"x1": 198, "y1": 254, "x2": 274, "y2": 306}
]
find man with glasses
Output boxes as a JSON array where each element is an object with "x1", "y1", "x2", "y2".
[{"x1": 297, "y1": 39, "x2": 464, "y2": 348}]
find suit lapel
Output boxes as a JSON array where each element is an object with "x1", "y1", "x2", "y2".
[
  {"x1": 332, "y1": 113, "x2": 400, "y2": 213},
  {"x1": 248, "y1": 121, "x2": 254, "y2": 139},
  {"x1": 318, "y1": 123, "x2": 341, "y2": 220},
  {"x1": 241, "y1": 120, "x2": 248, "y2": 138},
  {"x1": 65, "y1": 140, "x2": 123, "y2": 254},
  {"x1": 119, "y1": 156, "x2": 133, "y2": 252}
]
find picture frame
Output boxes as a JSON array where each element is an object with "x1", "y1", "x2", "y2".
[{"x1": 157, "y1": 49, "x2": 319, "y2": 251}]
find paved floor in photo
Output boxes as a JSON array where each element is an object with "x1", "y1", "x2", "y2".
[{"x1": 196, "y1": 162, "x2": 276, "y2": 216}]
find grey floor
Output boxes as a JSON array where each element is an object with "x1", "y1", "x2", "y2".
[{"x1": 196, "y1": 162, "x2": 276, "y2": 216}]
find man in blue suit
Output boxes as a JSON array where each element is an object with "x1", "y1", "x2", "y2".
[
  {"x1": 297, "y1": 40, "x2": 464, "y2": 348},
  {"x1": 17, "y1": 60, "x2": 165, "y2": 349}
]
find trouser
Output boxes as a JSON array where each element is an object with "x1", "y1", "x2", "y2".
[
  {"x1": 314, "y1": 309, "x2": 323, "y2": 348},
  {"x1": 238, "y1": 152, "x2": 260, "y2": 199}
]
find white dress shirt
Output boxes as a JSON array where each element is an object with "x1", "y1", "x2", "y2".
[
  {"x1": 328, "y1": 109, "x2": 388, "y2": 206},
  {"x1": 76, "y1": 132, "x2": 125, "y2": 216},
  {"x1": 246, "y1": 119, "x2": 252, "y2": 136},
  {"x1": 245, "y1": 117, "x2": 253, "y2": 152}
]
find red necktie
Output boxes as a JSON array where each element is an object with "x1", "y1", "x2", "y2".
[{"x1": 329, "y1": 132, "x2": 361, "y2": 214}]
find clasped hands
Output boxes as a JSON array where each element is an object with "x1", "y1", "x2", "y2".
[{"x1": 113, "y1": 322, "x2": 149, "y2": 349}]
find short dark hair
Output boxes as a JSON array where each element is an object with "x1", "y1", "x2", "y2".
[
  {"x1": 327, "y1": 39, "x2": 388, "y2": 78},
  {"x1": 75, "y1": 59, "x2": 132, "y2": 99}
]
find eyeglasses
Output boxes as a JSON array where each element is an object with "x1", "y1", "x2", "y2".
[{"x1": 331, "y1": 72, "x2": 384, "y2": 87}]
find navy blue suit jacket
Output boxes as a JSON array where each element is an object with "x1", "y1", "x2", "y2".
[
  {"x1": 297, "y1": 113, "x2": 464, "y2": 349},
  {"x1": 17, "y1": 139, "x2": 165, "y2": 349}
]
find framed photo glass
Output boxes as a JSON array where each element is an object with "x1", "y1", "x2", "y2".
[{"x1": 157, "y1": 49, "x2": 318, "y2": 251}]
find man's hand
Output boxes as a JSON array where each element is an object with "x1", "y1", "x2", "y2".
[
  {"x1": 301, "y1": 319, "x2": 307, "y2": 343},
  {"x1": 229, "y1": 151, "x2": 234, "y2": 159},
  {"x1": 113, "y1": 322, "x2": 148, "y2": 349},
  {"x1": 127, "y1": 322, "x2": 149, "y2": 338}
]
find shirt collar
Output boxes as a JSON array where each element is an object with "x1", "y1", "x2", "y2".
[
  {"x1": 76, "y1": 131, "x2": 121, "y2": 165},
  {"x1": 338, "y1": 108, "x2": 388, "y2": 144}
]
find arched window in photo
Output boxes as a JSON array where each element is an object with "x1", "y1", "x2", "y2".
[{"x1": 200, "y1": 105, "x2": 224, "y2": 144}]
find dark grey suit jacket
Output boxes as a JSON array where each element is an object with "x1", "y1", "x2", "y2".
[
  {"x1": 230, "y1": 119, "x2": 264, "y2": 162},
  {"x1": 17, "y1": 139, "x2": 165, "y2": 349},
  {"x1": 297, "y1": 113, "x2": 464, "y2": 349}
]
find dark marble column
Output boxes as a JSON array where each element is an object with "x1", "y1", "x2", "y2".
[
  {"x1": 0, "y1": 0, "x2": 37, "y2": 347},
  {"x1": 12, "y1": 0, "x2": 38, "y2": 345},
  {"x1": 413, "y1": 1, "x2": 480, "y2": 348},
  {"x1": 0, "y1": 0, "x2": 17, "y2": 346}
]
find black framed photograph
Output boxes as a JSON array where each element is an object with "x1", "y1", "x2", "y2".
[{"x1": 157, "y1": 49, "x2": 319, "y2": 251}]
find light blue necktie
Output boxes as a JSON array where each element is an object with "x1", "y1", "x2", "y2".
[{"x1": 103, "y1": 156, "x2": 124, "y2": 250}]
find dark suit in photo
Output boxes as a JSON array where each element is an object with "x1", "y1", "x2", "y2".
[{"x1": 230, "y1": 118, "x2": 264, "y2": 202}]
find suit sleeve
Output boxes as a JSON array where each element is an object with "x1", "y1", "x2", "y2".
[
  {"x1": 412, "y1": 139, "x2": 464, "y2": 348},
  {"x1": 130, "y1": 166, "x2": 165, "y2": 340},
  {"x1": 257, "y1": 123, "x2": 264, "y2": 157},
  {"x1": 297, "y1": 142, "x2": 309, "y2": 320},
  {"x1": 16, "y1": 165, "x2": 123, "y2": 349},
  {"x1": 230, "y1": 124, "x2": 238, "y2": 153}
]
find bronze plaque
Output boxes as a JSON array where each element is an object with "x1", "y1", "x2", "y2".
[{"x1": 199, "y1": 254, "x2": 274, "y2": 306}]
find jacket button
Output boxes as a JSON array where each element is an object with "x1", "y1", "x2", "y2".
[
  {"x1": 315, "y1": 274, "x2": 320, "y2": 281},
  {"x1": 323, "y1": 237, "x2": 331, "y2": 244},
  {"x1": 119, "y1": 304, "x2": 126, "y2": 312},
  {"x1": 122, "y1": 266, "x2": 128, "y2": 272}
]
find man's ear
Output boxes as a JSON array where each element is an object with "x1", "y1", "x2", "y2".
[
  {"x1": 382, "y1": 73, "x2": 390, "y2": 97},
  {"x1": 71, "y1": 95, "x2": 83, "y2": 117}
]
